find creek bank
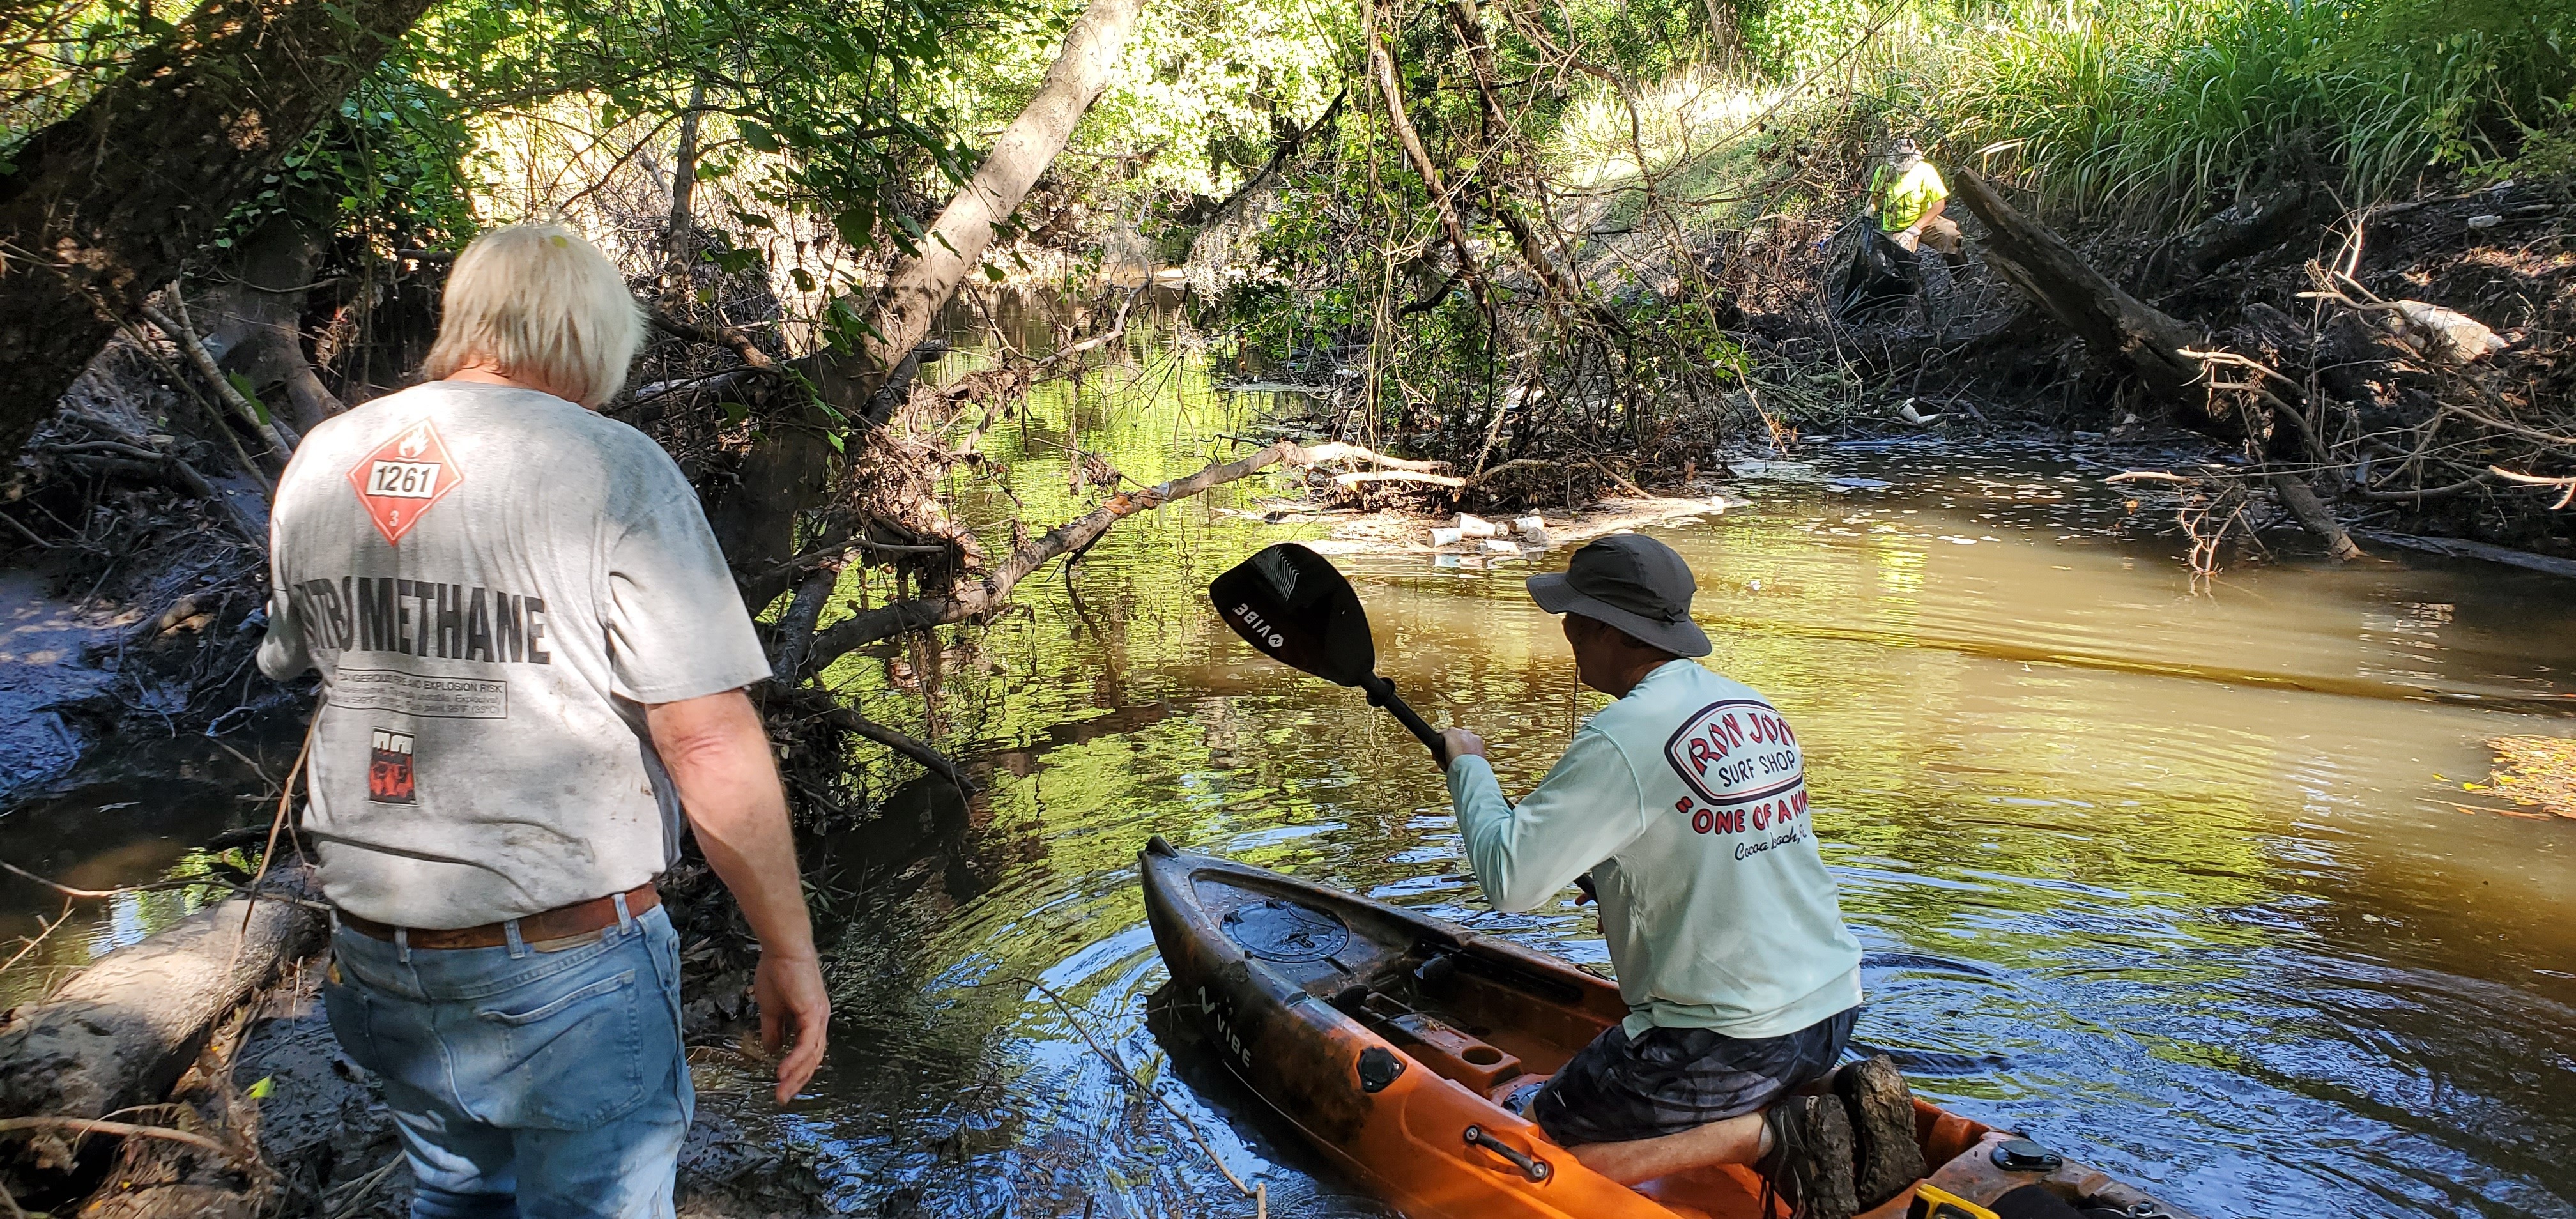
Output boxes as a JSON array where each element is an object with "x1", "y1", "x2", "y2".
[
  {"x1": 0, "y1": 873, "x2": 836, "y2": 1218},
  {"x1": 1215, "y1": 136, "x2": 2576, "y2": 567},
  {"x1": 0, "y1": 336, "x2": 305, "y2": 813},
  {"x1": 222, "y1": 977, "x2": 834, "y2": 1219},
  {"x1": 0, "y1": 571, "x2": 125, "y2": 802},
  {"x1": 1751, "y1": 173, "x2": 2576, "y2": 563},
  {"x1": 1238, "y1": 491, "x2": 1752, "y2": 558}
]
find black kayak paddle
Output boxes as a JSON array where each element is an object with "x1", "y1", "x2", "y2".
[{"x1": 1209, "y1": 543, "x2": 1448, "y2": 767}]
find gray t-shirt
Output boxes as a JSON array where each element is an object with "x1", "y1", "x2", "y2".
[{"x1": 259, "y1": 381, "x2": 771, "y2": 928}]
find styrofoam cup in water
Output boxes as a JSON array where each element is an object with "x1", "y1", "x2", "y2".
[
  {"x1": 1457, "y1": 514, "x2": 1499, "y2": 539},
  {"x1": 1430, "y1": 527, "x2": 1464, "y2": 546}
]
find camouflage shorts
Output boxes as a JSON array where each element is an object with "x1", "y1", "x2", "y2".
[{"x1": 1529, "y1": 1007, "x2": 1857, "y2": 1147}]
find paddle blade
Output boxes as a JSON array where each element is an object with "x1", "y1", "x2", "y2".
[{"x1": 1209, "y1": 543, "x2": 1377, "y2": 687}]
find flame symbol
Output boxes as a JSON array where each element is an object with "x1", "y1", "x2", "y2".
[{"x1": 397, "y1": 425, "x2": 429, "y2": 459}]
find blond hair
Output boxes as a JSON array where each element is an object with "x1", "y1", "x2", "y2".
[{"x1": 421, "y1": 222, "x2": 643, "y2": 407}]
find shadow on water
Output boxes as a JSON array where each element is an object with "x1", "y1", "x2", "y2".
[
  {"x1": 705, "y1": 308, "x2": 2576, "y2": 1218},
  {"x1": 0, "y1": 718, "x2": 300, "y2": 1006}
]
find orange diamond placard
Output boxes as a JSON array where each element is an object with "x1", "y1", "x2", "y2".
[{"x1": 347, "y1": 420, "x2": 463, "y2": 546}]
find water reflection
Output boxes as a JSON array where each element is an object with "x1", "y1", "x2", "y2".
[
  {"x1": 4, "y1": 295, "x2": 2565, "y2": 1216},
  {"x1": 765, "y1": 319, "x2": 2575, "y2": 1218},
  {"x1": 0, "y1": 727, "x2": 292, "y2": 1005}
]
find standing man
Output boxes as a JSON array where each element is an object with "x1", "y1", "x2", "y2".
[
  {"x1": 259, "y1": 222, "x2": 829, "y2": 1219},
  {"x1": 1439, "y1": 535, "x2": 1920, "y2": 1218},
  {"x1": 1868, "y1": 137, "x2": 1971, "y2": 282}
]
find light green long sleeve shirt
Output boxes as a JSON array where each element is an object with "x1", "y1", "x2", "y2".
[{"x1": 1447, "y1": 659, "x2": 1864, "y2": 1039}]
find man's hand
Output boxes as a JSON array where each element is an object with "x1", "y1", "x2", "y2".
[
  {"x1": 1441, "y1": 728, "x2": 1489, "y2": 762},
  {"x1": 754, "y1": 947, "x2": 830, "y2": 1103},
  {"x1": 648, "y1": 689, "x2": 831, "y2": 1106}
]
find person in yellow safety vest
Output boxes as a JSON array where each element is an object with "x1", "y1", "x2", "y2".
[{"x1": 1866, "y1": 138, "x2": 1968, "y2": 275}]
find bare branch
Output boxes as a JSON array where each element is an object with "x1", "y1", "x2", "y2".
[{"x1": 804, "y1": 440, "x2": 1349, "y2": 663}]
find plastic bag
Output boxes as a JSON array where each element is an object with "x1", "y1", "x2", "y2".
[{"x1": 1832, "y1": 220, "x2": 1919, "y2": 320}]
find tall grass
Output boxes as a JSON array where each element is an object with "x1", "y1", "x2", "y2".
[
  {"x1": 1694, "y1": 0, "x2": 2576, "y2": 222},
  {"x1": 1893, "y1": 0, "x2": 2576, "y2": 220}
]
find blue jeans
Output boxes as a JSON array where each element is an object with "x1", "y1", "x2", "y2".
[{"x1": 323, "y1": 901, "x2": 693, "y2": 1219}]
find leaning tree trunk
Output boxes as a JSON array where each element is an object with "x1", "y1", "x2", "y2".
[
  {"x1": 1945, "y1": 166, "x2": 2222, "y2": 430},
  {"x1": 710, "y1": 0, "x2": 1145, "y2": 615},
  {"x1": 0, "y1": 0, "x2": 436, "y2": 461},
  {"x1": 845, "y1": 0, "x2": 1147, "y2": 399},
  {"x1": 1949, "y1": 167, "x2": 2366, "y2": 558},
  {"x1": 197, "y1": 213, "x2": 345, "y2": 433}
]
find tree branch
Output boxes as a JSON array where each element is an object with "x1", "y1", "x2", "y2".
[
  {"x1": 804, "y1": 441, "x2": 1369, "y2": 664},
  {"x1": 1368, "y1": 19, "x2": 1492, "y2": 316},
  {"x1": 2269, "y1": 471, "x2": 2364, "y2": 561},
  {"x1": 813, "y1": 706, "x2": 969, "y2": 790},
  {"x1": 648, "y1": 303, "x2": 778, "y2": 372},
  {"x1": 0, "y1": 1116, "x2": 250, "y2": 1165},
  {"x1": 141, "y1": 300, "x2": 298, "y2": 460}
]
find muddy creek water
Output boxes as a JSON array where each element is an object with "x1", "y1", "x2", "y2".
[
  {"x1": 5, "y1": 319, "x2": 2574, "y2": 1218},
  {"x1": 755, "y1": 328, "x2": 2576, "y2": 1218}
]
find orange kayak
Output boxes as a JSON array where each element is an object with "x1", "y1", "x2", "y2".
[{"x1": 1139, "y1": 838, "x2": 2201, "y2": 1219}]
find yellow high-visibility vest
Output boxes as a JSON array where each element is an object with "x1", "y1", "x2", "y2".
[{"x1": 1869, "y1": 160, "x2": 1948, "y2": 231}]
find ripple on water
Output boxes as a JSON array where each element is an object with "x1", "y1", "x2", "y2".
[{"x1": 758, "y1": 382, "x2": 2576, "y2": 1216}]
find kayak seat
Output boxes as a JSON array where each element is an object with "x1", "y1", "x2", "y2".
[{"x1": 1377, "y1": 1010, "x2": 1526, "y2": 1093}]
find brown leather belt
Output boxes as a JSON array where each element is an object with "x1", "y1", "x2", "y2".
[{"x1": 337, "y1": 882, "x2": 659, "y2": 951}]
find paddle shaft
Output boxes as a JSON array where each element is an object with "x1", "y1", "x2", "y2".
[{"x1": 1360, "y1": 674, "x2": 1449, "y2": 767}]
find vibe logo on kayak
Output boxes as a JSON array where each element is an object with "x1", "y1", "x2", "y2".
[{"x1": 1663, "y1": 698, "x2": 1804, "y2": 808}]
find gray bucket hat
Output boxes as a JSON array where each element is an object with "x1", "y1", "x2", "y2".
[{"x1": 1526, "y1": 533, "x2": 1712, "y2": 657}]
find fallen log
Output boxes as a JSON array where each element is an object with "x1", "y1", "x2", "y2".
[
  {"x1": 2353, "y1": 530, "x2": 2576, "y2": 579},
  {"x1": 801, "y1": 440, "x2": 1388, "y2": 666},
  {"x1": 2182, "y1": 187, "x2": 2313, "y2": 278},
  {"x1": 1946, "y1": 167, "x2": 2222, "y2": 431},
  {"x1": 1333, "y1": 470, "x2": 1469, "y2": 489},
  {"x1": 0, "y1": 882, "x2": 326, "y2": 1198},
  {"x1": 2267, "y1": 471, "x2": 2365, "y2": 562}
]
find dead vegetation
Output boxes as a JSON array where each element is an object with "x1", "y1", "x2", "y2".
[{"x1": 2471, "y1": 735, "x2": 2576, "y2": 819}]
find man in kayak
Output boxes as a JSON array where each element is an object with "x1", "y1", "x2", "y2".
[{"x1": 1439, "y1": 533, "x2": 1919, "y2": 1218}]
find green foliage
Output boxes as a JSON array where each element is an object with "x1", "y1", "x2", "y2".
[
  {"x1": 397, "y1": 0, "x2": 1018, "y2": 256},
  {"x1": 2499, "y1": 116, "x2": 2576, "y2": 181},
  {"x1": 0, "y1": 0, "x2": 160, "y2": 147},
  {"x1": 935, "y1": 0, "x2": 1348, "y2": 207},
  {"x1": 215, "y1": 66, "x2": 482, "y2": 255},
  {"x1": 1743, "y1": 0, "x2": 1875, "y2": 77},
  {"x1": 1555, "y1": 0, "x2": 1713, "y2": 79},
  {"x1": 1892, "y1": 0, "x2": 2576, "y2": 220}
]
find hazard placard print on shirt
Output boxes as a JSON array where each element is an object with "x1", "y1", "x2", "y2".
[
  {"x1": 368, "y1": 728, "x2": 417, "y2": 804},
  {"x1": 346, "y1": 420, "x2": 463, "y2": 545}
]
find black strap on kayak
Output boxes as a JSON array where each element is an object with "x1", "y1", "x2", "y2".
[{"x1": 1462, "y1": 1124, "x2": 1552, "y2": 1182}]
